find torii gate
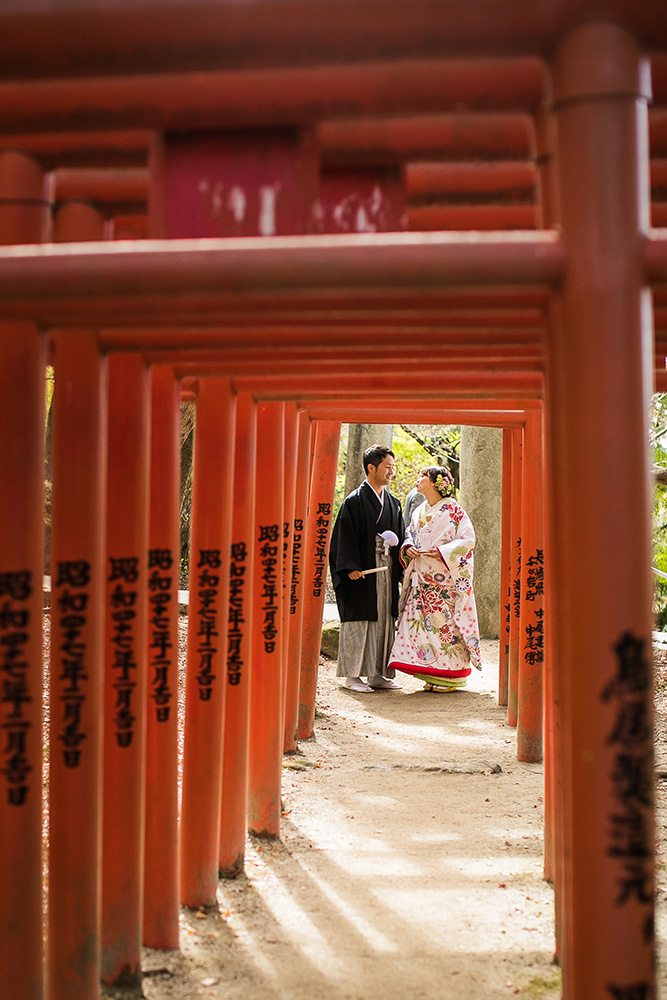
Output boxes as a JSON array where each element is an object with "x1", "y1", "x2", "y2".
[{"x1": 0, "y1": 7, "x2": 666, "y2": 1000}]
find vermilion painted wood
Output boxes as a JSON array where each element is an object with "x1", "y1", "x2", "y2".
[
  {"x1": 150, "y1": 343, "x2": 545, "y2": 367},
  {"x1": 303, "y1": 407, "x2": 528, "y2": 426},
  {"x1": 100, "y1": 325, "x2": 546, "y2": 352},
  {"x1": 643, "y1": 228, "x2": 667, "y2": 280},
  {"x1": 536, "y1": 105, "x2": 559, "y2": 894},
  {"x1": 297, "y1": 420, "x2": 341, "y2": 740},
  {"x1": 0, "y1": 129, "x2": 153, "y2": 168},
  {"x1": 507, "y1": 427, "x2": 522, "y2": 728},
  {"x1": 0, "y1": 62, "x2": 545, "y2": 134},
  {"x1": 101, "y1": 353, "x2": 150, "y2": 988},
  {"x1": 219, "y1": 392, "x2": 256, "y2": 876},
  {"x1": 0, "y1": 149, "x2": 49, "y2": 244},
  {"x1": 408, "y1": 204, "x2": 537, "y2": 231},
  {"x1": 143, "y1": 365, "x2": 181, "y2": 948},
  {"x1": 551, "y1": 22, "x2": 655, "y2": 998},
  {"x1": 180, "y1": 378, "x2": 235, "y2": 907},
  {"x1": 48, "y1": 330, "x2": 107, "y2": 1000},
  {"x1": 0, "y1": 232, "x2": 565, "y2": 321},
  {"x1": 53, "y1": 200, "x2": 106, "y2": 242},
  {"x1": 516, "y1": 407, "x2": 544, "y2": 762},
  {"x1": 498, "y1": 428, "x2": 513, "y2": 706},
  {"x1": 406, "y1": 160, "x2": 536, "y2": 198},
  {"x1": 231, "y1": 371, "x2": 544, "y2": 400},
  {"x1": 284, "y1": 410, "x2": 312, "y2": 752},
  {"x1": 0, "y1": 322, "x2": 46, "y2": 1000},
  {"x1": 54, "y1": 166, "x2": 148, "y2": 205},
  {"x1": 281, "y1": 403, "x2": 300, "y2": 748},
  {"x1": 248, "y1": 402, "x2": 286, "y2": 837},
  {"x1": 5, "y1": 1, "x2": 667, "y2": 82}
]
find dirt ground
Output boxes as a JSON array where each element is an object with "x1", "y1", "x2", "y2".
[{"x1": 113, "y1": 637, "x2": 567, "y2": 1000}]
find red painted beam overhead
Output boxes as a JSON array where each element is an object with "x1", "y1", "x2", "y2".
[
  {"x1": 407, "y1": 204, "x2": 537, "y2": 231},
  {"x1": 320, "y1": 113, "x2": 534, "y2": 164},
  {"x1": 0, "y1": 232, "x2": 565, "y2": 326},
  {"x1": 54, "y1": 168, "x2": 148, "y2": 207},
  {"x1": 0, "y1": 63, "x2": 545, "y2": 135},
  {"x1": 0, "y1": 130, "x2": 153, "y2": 169},
  {"x1": 0, "y1": 1, "x2": 665, "y2": 78}
]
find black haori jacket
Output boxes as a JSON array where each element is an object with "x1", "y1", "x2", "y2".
[{"x1": 329, "y1": 483, "x2": 405, "y2": 623}]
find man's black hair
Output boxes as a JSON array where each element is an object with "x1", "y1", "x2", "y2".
[{"x1": 363, "y1": 445, "x2": 394, "y2": 474}]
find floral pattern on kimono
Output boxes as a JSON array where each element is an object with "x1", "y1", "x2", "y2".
[{"x1": 388, "y1": 497, "x2": 482, "y2": 681}]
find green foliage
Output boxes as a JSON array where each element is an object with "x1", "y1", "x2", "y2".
[
  {"x1": 333, "y1": 423, "x2": 460, "y2": 520},
  {"x1": 333, "y1": 425, "x2": 348, "y2": 522},
  {"x1": 391, "y1": 425, "x2": 446, "y2": 506},
  {"x1": 652, "y1": 394, "x2": 667, "y2": 628}
]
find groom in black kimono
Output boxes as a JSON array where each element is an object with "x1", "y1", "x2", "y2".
[{"x1": 329, "y1": 445, "x2": 405, "y2": 691}]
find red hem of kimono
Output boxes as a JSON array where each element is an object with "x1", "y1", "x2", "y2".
[{"x1": 388, "y1": 660, "x2": 471, "y2": 679}]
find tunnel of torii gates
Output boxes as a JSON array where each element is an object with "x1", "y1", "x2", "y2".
[{"x1": 3, "y1": 8, "x2": 667, "y2": 1000}]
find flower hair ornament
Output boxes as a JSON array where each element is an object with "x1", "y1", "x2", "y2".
[{"x1": 434, "y1": 472, "x2": 453, "y2": 497}]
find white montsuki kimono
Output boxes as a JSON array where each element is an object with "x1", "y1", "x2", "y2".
[{"x1": 388, "y1": 497, "x2": 482, "y2": 688}]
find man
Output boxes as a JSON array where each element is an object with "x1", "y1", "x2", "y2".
[{"x1": 329, "y1": 445, "x2": 405, "y2": 691}]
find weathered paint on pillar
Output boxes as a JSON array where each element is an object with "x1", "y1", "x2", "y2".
[
  {"x1": 248, "y1": 402, "x2": 285, "y2": 837},
  {"x1": 0, "y1": 322, "x2": 47, "y2": 1000},
  {"x1": 551, "y1": 21, "x2": 654, "y2": 999},
  {"x1": 516, "y1": 407, "x2": 544, "y2": 763},
  {"x1": 101, "y1": 354, "x2": 151, "y2": 987},
  {"x1": 48, "y1": 330, "x2": 107, "y2": 1000},
  {"x1": 220, "y1": 392, "x2": 256, "y2": 876},
  {"x1": 143, "y1": 365, "x2": 181, "y2": 948},
  {"x1": 284, "y1": 411, "x2": 312, "y2": 752},
  {"x1": 159, "y1": 128, "x2": 319, "y2": 238},
  {"x1": 507, "y1": 427, "x2": 522, "y2": 728},
  {"x1": 180, "y1": 378, "x2": 235, "y2": 907},
  {"x1": 298, "y1": 421, "x2": 341, "y2": 740}
]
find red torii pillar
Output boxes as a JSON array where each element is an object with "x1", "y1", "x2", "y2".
[
  {"x1": 498, "y1": 427, "x2": 513, "y2": 706},
  {"x1": 48, "y1": 330, "x2": 108, "y2": 1000},
  {"x1": 0, "y1": 149, "x2": 48, "y2": 1000},
  {"x1": 220, "y1": 391, "x2": 256, "y2": 875},
  {"x1": 48, "y1": 175, "x2": 108, "y2": 998},
  {"x1": 298, "y1": 420, "x2": 341, "y2": 740},
  {"x1": 0, "y1": 322, "x2": 47, "y2": 1000},
  {"x1": 281, "y1": 402, "x2": 300, "y2": 746},
  {"x1": 507, "y1": 426, "x2": 523, "y2": 727},
  {"x1": 549, "y1": 21, "x2": 655, "y2": 998},
  {"x1": 180, "y1": 378, "x2": 235, "y2": 907},
  {"x1": 143, "y1": 364, "x2": 181, "y2": 948},
  {"x1": 101, "y1": 354, "x2": 151, "y2": 988},
  {"x1": 248, "y1": 402, "x2": 286, "y2": 837},
  {"x1": 517, "y1": 405, "x2": 545, "y2": 762},
  {"x1": 284, "y1": 410, "x2": 312, "y2": 752}
]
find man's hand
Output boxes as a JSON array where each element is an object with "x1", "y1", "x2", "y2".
[{"x1": 348, "y1": 570, "x2": 364, "y2": 580}]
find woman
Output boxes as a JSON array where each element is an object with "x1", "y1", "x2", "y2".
[{"x1": 388, "y1": 466, "x2": 482, "y2": 690}]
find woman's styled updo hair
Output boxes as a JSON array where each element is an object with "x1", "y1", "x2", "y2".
[{"x1": 422, "y1": 465, "x2": 455, "y2": 498}]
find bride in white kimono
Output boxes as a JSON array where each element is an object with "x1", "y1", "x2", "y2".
[{"x1": 388, "y1": 466, "x2": 482, "y2": 690}]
